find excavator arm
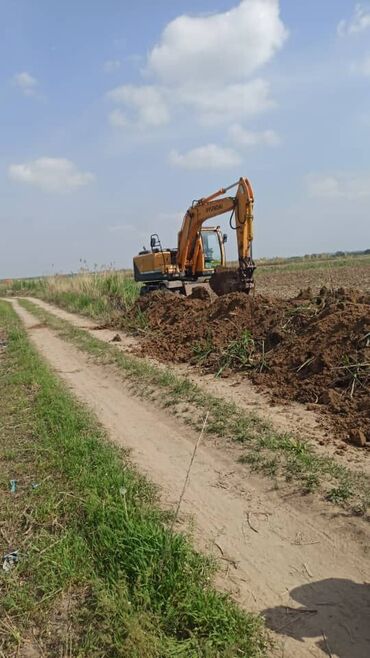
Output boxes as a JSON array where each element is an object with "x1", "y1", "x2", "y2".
[
  {"x1": 177, "y1": 196, "x2": 235, "y2": 272},
  {"x1": 177, "y1": 177, "x2": 255, "y2": 292}
]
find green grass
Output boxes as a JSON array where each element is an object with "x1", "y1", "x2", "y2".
[
  {"x1": 0, "y1": 300, "x2": 267, "y2": 657},
  {"x1": 193, "y1": 331, "x2": 267, "y2": 377},
  {"x1": 18, "y1": 298, "x2": 370, "y2": 516},
  {"x1": 0, "y1": 271, "x2": 140, "y2": 322}
]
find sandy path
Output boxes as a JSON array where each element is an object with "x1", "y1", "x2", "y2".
[{"x1": 10, "y1": 298, "x2": 370, "y2": 658}]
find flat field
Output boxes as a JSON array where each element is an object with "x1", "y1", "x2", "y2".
[{"x1": 255, "y1": 254, "x2": 370, "y2": 297}]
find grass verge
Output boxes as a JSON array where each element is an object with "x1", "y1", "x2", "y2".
[
  {"x1": 0, "y1": 271, "x2": 140, "y2": 322},
  {"x1": 0, "y1": 299, "x2": 267, "y2": 657},
  {"x1": 18, "y1": 298, "x2": 370, "y2": 516}
]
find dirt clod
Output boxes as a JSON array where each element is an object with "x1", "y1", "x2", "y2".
[
  {"x1": 348, "y1": 429, "x2": 367, "y2": 447},
  {"x1": 319, "y1": 389, "x2": 342, "y2": 410},
  {"x1": 190, "y1": 286, "x2": 211, "y2": 300}
]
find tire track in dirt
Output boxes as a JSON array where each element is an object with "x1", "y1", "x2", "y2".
[{"x1": 9, "y1": 298, "x2": 370, "y2": 658}]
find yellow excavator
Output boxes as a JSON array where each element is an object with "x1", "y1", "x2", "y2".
[{"x1": 133, "y1": 177, "x2": 255, "y2": 296}]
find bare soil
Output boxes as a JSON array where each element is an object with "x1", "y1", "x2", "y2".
[
  {"x1": 9, "y1": 299, "x2": 370, "y2": 658},
  {"x1": 255, "y1": 263, "x2": 370, "y2": 298},
  {"x1": 132, "y1": 287, "x2": 370, "y2": 448}
]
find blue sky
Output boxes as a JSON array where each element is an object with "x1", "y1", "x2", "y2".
[{"x1": 1, "y1": 0, "x2": 370, "y2": 277}]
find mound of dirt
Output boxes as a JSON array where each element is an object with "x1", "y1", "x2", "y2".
[
  {"x1": 131, "y1": 287, "x2": 370, "y2": 446},
  {"x1": 135, "y1": 290, "x2": 289, "y2": 358}
]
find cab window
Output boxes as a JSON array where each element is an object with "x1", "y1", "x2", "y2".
[{"x1": 201, "y1": 231, "x2": 222, "y2": 269}]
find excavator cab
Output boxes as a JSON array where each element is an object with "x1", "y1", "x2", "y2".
[{"x1": 200, "y1": 227, "x2": 225, "y2": 271}]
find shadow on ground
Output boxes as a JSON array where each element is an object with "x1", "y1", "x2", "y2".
[{"x1": 263, "y1": 578, "x2": 370, "y2": 657}]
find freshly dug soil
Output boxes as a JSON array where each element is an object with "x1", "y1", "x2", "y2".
[{"x1": 130, "y1": 287, "x2": 370, "y2": 446}]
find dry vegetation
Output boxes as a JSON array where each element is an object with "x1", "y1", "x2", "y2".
[{"x1": 1, "y1": 253, "x2": 369, "y2": 309}]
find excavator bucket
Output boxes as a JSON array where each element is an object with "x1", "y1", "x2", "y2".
[{"x1": 209, "y1": 267, "x2": 254, "y2": 296}]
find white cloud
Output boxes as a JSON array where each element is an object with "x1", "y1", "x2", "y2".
[
  {"x1": 148, "y1": 0, "x2": 288, "y2": 85},
  {"x1": 350, "y1": 54, "x2": 370, "y2": 76},
  {"x1": 108, "y1": 78, "x2": 274, "y2": 128},
  {"x1": 8, "y1": 158, "x2": 95, "y2": 192},
  {"x1": 177, "y1": 79, "x2": 274, "y2": 124},
  {"x1": 307, "y1": 173, "x2": 370, "y2": 200},
  {"x1": 106, "y1": 1, "x2": 287, "y2": 131},
  {"x1": 13, "y1": 71, "x2": 38, "y2": 96},
  {"x1": 104, "y1": 59, "x2": 121, "y2": 73},
  {"x1": 337, "y1": 3, "x2": 370, "y2": 36},
  {"x1": 169, "y1": 144, "x2": 241, "y2": 170},
  {"x1": 229, "y1": 123, "x2": 281, "y2": 146},
  {"x1": 107, "y1": 84, "x2": 170, "y2": 127}
]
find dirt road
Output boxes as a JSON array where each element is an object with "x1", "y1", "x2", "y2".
[
  {"x1": 9, "y1": 299, "x2": 370, "y2": 658},
  {"x1": 25, "y1": 296, "x2": 369, "y2": 475}
]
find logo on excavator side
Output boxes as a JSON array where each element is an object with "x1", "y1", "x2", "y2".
[{"x1": 206, "y1": 204, "x2": 223, "y2": 212}]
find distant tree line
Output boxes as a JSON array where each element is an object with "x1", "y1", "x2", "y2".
[{"x1": 257, "y1": 249, "x2": 370, "y2": 264}]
